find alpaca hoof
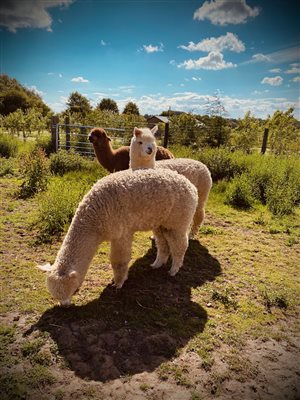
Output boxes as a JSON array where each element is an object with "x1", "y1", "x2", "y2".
[
  {"x1": 150, "y1": 260, "x2": 163, "y2": 269},
  {"x1": 169, "y1": 266, "x2": 180, "y2": 277}
]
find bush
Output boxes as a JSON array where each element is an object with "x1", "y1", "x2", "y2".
[
  {"x1": 36, "y1": 174, "x2": 92, "y2": 242},
  {"x1": 19, "y1": 148, "x2": 50, "y2": 198},
  {"x1": 50, "y1": 150, "x2": 87, "y2": 175},
  {"x1": 225, "y1": 174, "x2": 254, "y2": 210},
  {"x1": 35, "y1": 135, "x2": 53, "y2": 156},
  {"x1": 197, "y1": 148, "x2": 246, "y2": 181},
  {"x1": 0, "y1": 133, "x2": 19, "y2": 158},
  {"x1": 0, "y1": 157, "x2": 15, "y2": 177}
]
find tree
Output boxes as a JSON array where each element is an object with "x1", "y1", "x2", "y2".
[
  {"x1": 123, "y1": 101, "x2": 140, "y2": 115},
  {"x1": 230, "y1": 111, "x2": 261, "y2": 153},
  {"x1": 0, "y1": 89, "x2": 30, "y2": 115},
  {"x1": 66, "y1": 92, "x2": 92, "y2": 116},
  {"x1": 204, "y1": 92, "x2": 230, "y2": 147},
  {"x1": 97, "y1": 98, "x2": 119, "y2": 114},
  {"x1": 267, "y1": 108, "x2": 300, "y2": 154}
]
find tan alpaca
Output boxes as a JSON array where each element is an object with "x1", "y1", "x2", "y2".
[
  {"x1": 129, "y1": 127, "x2": 212, "y2": 237},
  {"x1": 39, "y1": 169, "x2": 198, "y2": 306},
  {"x1": 88, "y1": 127, "x2": 173, "y2": 173}
]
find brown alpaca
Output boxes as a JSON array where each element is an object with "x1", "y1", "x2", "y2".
[{"x1": 88, "y1": 127, "x2": 174, "y2": 173}]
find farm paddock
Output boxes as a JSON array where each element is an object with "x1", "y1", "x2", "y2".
[{"x1": 0, "y1": 148, "x2": 299, "y2": 400}]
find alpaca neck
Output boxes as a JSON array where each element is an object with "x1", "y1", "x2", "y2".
[
  {"x1": 93, "y1": 140, "x2": 115, "y2": 172},
  {"x1": 130, "y1": 156, "x2": 155, "y2": 170},
  {"x1": 55, "y1": 217, "x2": 104, "y2": 282}
]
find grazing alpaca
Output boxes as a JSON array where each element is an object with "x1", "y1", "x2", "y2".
[
  {"x1": 38, "y1": 169, "x2": 198, "y2": 306},
  {"x1": 129, "y1": 127, "x2": 212, "y2": 237},
  {"x1": 88, "y1": 127, "x2": 174, "y2": 173}
]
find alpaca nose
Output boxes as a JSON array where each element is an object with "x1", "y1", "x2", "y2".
[{"x1": 146, "y1": 147, "x2": 153, "y2": 155}]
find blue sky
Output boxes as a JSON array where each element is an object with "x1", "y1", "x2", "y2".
[{"x1": 1, "y1": 0, "x2": 299, "y2": 119}]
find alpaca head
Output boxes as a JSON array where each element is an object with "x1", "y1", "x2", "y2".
[
  {"x1": 38, "y1": 263, "x2": 80, "y2": 306},
  {"x1": 130, "y1": 126, "x2": 158, "y2": 168},
  {"x1": 88, "y1": 128, "x2": 112, "y2": 145}
]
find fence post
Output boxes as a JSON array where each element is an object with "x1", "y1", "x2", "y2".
[
  {"x1": 51, "y1": 116, "x2": 59, "y2": 152},
  {"x1": 163, "y1": 122, "x2": 169, "y2": 148},
  {"x1": 261, "y1": 128, "x2": 269, "y2": 154},
  {"x1": 65, "y1": 116, "x2": 70, "y2": 150}
]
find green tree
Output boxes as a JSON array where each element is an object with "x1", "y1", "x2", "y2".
[
  {"x1": 97, "y1": 98, "x2": 119, "y2": 114},
  {"x1": 230, "y1": 111, "x2": 261, "y2": 153},
  {"x1": 123, "y1": 101, "x2": 140, "y2": 115},
  {"x1": 0, "y1": 90, "x2": 30, "y2": 115},
  {"x1": 267, "y1": 108, "x2": 300, "y2": 154},
  {"x1": 66, "y1": 92, "x2": 92, "y2": 117},
  {"x1": 170, "y1": 113, "x2": 201, "y2": 146}
]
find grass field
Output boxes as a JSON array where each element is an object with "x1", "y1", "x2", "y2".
[{"x1": 0, "y1": 145, "x2": 299, "y2": 399}]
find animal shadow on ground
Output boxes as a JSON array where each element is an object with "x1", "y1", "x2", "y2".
[{"x1": 32, "y1": 240, "x2": 221, "y2": 382}]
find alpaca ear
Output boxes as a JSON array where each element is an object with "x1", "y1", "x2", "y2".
[
  {"x1": 37, "y1": 263, "x2": 53, "y2": 272},
  {"x1": 133, "y1": 127, "x2": 142, "y2": 137},
  {"x1": 69, "y1": 271, "x2": 78, "y2": 278},
  {"x1": 107, "y1": 136, "x2": 112, "y2": 141},
  {"x1": 151, "y1": 125, "x2": 158, "y2": 135}
]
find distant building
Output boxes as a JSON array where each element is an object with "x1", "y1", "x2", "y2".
[{"x1": 147, "y1": 115, "x2": 170, "y2": 125}]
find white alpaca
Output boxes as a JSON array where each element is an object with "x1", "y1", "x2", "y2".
[
  {"x1": 39, "y1": 169, "x2": 198, "y2": 306},
  {"x1": 129, "y1": 127, "x2": 212, "y2": 237}
]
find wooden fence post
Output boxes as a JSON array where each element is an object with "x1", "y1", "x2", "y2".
[
  {"x1": 65, "y1": 116, "x2": 70, "y2": 150},
  {"x1": 163, "y1": 122, "x2": 169, "y2": 148},
  {"x1": 261, "y1": 128, "x2": 269, "y2": 154},
  {"x1": 51, "y1": 115, "x2": 59, "y2": 152}
]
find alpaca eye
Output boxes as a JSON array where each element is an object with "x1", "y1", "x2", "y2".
[{"x1": 138, "y1": 141, "x2": 143, "y2": 145}]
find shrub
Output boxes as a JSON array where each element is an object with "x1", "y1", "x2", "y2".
[
  {"x1": 50, "y1": 150, "x2": 87, "y2": 175},
  {"x1": 225, "y1": 174, "x2": 254, "y2": 210},
  {"x1": 19, "y1": 148, "x2": 50, "y2": 198},
  {"x1": 197, "y1": 148, "x2": 247, "y2": 181},
  {"x1": 36, "y1": 173, "x2": 94, "y2": 242},
  {"x1": 0, "y1": 157, "x2": 16, "y2": 177},
  {"x1": 35, "y1": 135, "x2": 53, "y2": 156},
  {"x1": 0, "y1": 133, "x2": 19, "y2": 158}
]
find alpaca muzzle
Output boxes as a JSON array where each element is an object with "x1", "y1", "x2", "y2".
[{"x1": 146, "y1": 147, "x2": 153, "y2": 155}]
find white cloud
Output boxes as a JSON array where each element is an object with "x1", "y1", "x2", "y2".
[
  {"x1": 27, "y1": 85, "x2": 44, "y2": 97},
  {"x1": 286, "y1": 67, "x2": 300, "y2": 74},
  {"x1": 178, "y1": 51, "x2": 236, "y2": 70},
  {"x1": 142, "y1": 43, "x2": 164, "y2": 53},
  {"x1": 261, "y1": 76, "x2": 283, "y2": 86},
  {"x1": 100, "y1": 39, "x2": 109, "y2": 46},
  {"x1": 71, "y1": 76, "x2": 89, "y2": 83},
  {"x1": 193, "y1": 0, "x2": 260, "y2": 26},
  {"x1": 292, "y1": 77, "x2": 300, "y2": 83},
  {"x1": 192, "y1": 77, "x2": 202, "y2": 81},
  {"x1": 0, "y1": 0, "x2": 74, "y2": 33},
  {"x1": 169, "y1": 60, "x2": 176, "y2": 66},
  {"x1": 179, "y1": 32, "x2": 245, "y2": 53},
  {"x1": 251, "y1": 53, "x2": 271, "y2": 62},
  {"x1": 269, "y1": 68, "x2": 281, "y2": 73}
]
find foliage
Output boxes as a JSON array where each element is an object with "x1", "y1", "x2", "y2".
[
  {"x1": 230, "y1": 111, "x2": 262, "y2": 153},
  {"x1": 97, "y1": 97, "x2": 119, "y2": 113},
  {"x1": 266, "y1": 108, "x2": 300, "y2": 154},
  {"x1": 0, "y1": 74, "x2": 50, "y2": 116},
  {"x1": 170, "y1": 114, "x2": 202, "y2": 146},
  {"x1": 19, "y1": 148, "x2": 51, "y2": 198},
  {"x1": 0, "y1": 133, "x2": 19, "y2": 158},
  {"x1": 50, "y1": 150, "x2": 91, "y2": 175},
  {"x1": 2, "y1": 108, "x2": 48, "y2": 138},
  {"x1": 225, "y1": 174, "x2": 255, "y2": 210},
  {"x1": 36, "y1": 174, "x2": 95, "y2": 242},
  {"x1": 123, "y1": 101, "x2": 140, "y2": 115},
  {"x1": 66, "y1": 91, "x2": 92, "y2": 117}
]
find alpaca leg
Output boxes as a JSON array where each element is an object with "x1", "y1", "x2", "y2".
[
  {"x1": 164, "y1": 230, "x2": 189, "y2": 276},
  {"x1": 150, "y1": 227, "x2": 170, "y2": 269},
  {"x1": 110, "y1": 236, "x2": 132, "y2": 288},
  {"x1": 190, "y1": 205, "x2": 205, "y2": 238}
]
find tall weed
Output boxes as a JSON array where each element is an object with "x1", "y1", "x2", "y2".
[
  {"x1": 36, "y1": 172, "x2": 100, "y2": 242},
  {"x1": 19, "y1": 149, "x2": 50, "y2": 198},
  {"x1": 0, "y1": 133, "x2": 19, "y2": 158}
]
